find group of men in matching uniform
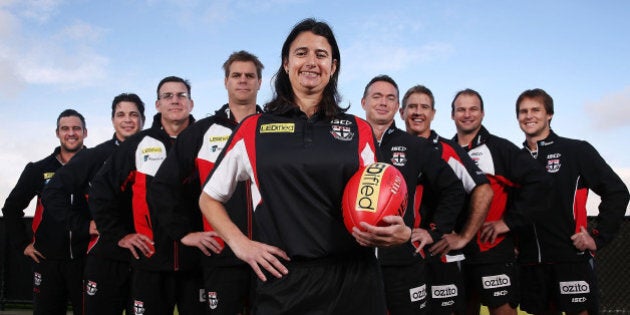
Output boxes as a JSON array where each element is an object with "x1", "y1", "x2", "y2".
[
  {"x1": 360, "y1": 75, "x2": 629, "y2": 315},
  {"x1": 2, "y1": 51, "x2": 628, "y2": 315}
]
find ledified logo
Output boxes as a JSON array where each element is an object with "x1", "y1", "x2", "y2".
[{"x1": 354, "y1": 163, "x2": 388, "y2": 213}]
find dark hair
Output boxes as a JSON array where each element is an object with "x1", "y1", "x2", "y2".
[
  {"x1": 362, "y1": 75, "x2": 399, "y2": 100},
  {"x1": 265, "y1": 18, "x2": 343, "y2": 119},
  {"x1": 111, "y1": 93, "x2": 146, "y2": 122},
  {"x1": 402, "y1": 85, "x2": 434, "y2": 110},
  {"x1": 451, "y1": 88, "x2": 484, "y2": 115},
  {"x1": 56, "y1": 109, "x2": 86, "y2": 130},
  {"x1": 515, "y1": 88, "x2": 554, "y2": 117},
  {"x1": 156, "y1": 76, "x2": 191, "y2": 99},
  {"x1": 223, "y1": 50, "x2": 264, "y2": 79}
]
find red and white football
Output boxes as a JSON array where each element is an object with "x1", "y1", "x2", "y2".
[{"x1": 342, "y1": 162, "x2": 407, "y2": 234}]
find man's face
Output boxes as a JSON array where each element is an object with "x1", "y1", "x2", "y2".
[
  {"x1": 452, "y1": 94, "x2": 484, "y2": 135},
  {"x1": 225, "y1": 61, "x2": 261, "y2": 106},
  {"x1": 518, "y1": 97, "x2": 552, "y2": 140},
  {"x1": 361, "y1": 80, "x2": 399, "y2": 126},
  {"x1": 112, "y1": 101, "x2": 143, "y2": 141},
  {"x1": 56, "y1": 116, "x2": 87, "y2": 153},
  {"x1": 155, "y1": 81, "x2": 194, "y2": 123},
  {"x1": 401, "y1": 92, "x2": 435, "y2": 138}
]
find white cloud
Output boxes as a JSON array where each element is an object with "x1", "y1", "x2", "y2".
[
  {"x1": 17, "y1": 0, "x2": 62, "y2": 23},
  {"x1": 342, "y1": 41, "x2": 453, "y2": 82},
  {"x1": 584, "y1": 86, "x2": 630, "y2": 130},
  {"x1": 0, "y1": 4, "x2": 109, "y2": 96}
]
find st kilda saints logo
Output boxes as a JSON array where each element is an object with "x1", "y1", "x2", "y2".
[
  {"x1": 546, "y1": 153, "x2": 562, "y2": 173},
  {"x1": 207, "y1": 291, "x2": 219, "y2": 310},
  {"x1": 134, "y1": 300, "x2": 146, "y2": 315},
  {"x1": 34, "y1": 272, "x2": 42, "y2": 286},
  {"x1": 86, "y1": 280, "x2": 98, "y2": 296},
  {"x1": 390, "y1": 146, "x2": 407, "y2": 167},
  {"x1": 330, "y1": 119, "x2": 354, "y2": 141}
]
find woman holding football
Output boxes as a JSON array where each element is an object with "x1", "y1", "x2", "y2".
[{"x1": 199, "y1": 18, "x2": 409, "y2": 314}]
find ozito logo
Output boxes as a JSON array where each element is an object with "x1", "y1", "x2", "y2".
[
  {"x1": 482, "y1": 274, "x2": 510, "y2": 289},
  {"x1": 431, "y1": 284, "x2": 457, "y2": 298},
  {"x1": 559, "y1": 281, "x2": 590, "y2": 295},
  {"x1": 409, "y1": 284, "x2": 427, "y2": 302}
]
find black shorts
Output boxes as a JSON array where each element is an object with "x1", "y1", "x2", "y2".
[
  {"x1": 426, "y1": 260, "x2": 465, "y2": 315},
  {"x1": 83, "y1": 255, "x2": 132, "y2": 315},
  {"x1": 32, "y1": 258, "x2": 84, "y2": 315},
  {"x1": 203, "y1": 265, "x2": 253, "y2": 315},
  {"x1": 520, "y1": 260, "x2": 598, "y2": 314},
  {"x1": 253, "y1": 254, "x2": 386, "y2": 315},
  {"x1": 463, "y1": 262, "x2": 519, "y2": 308},
  {"x1": 381, "y1": 260, "x2": 428, "y2": 315},
  {"x1": 131, "y1": 268, "x2": 205, "y2": 315}
]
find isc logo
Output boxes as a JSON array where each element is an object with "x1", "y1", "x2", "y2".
[
  {"x1": 482, "y1": 274, "x2": 511, "y2": 289},
  {"x1": 559, "y1": 281, "x2": 590, "y2": 295},
  {"x1": 493, "y1": 290, "x2": 508, "y2": 297},
  {"x1": 572, "y1": 297, "x2": 587, "y2": 303}
]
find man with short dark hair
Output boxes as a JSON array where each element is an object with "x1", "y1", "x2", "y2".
[
  {"x1": 2, "y1": 109, "x2": 87, "y2": 315},
  {"x1": 150, "y1": 51, "x2": 264, "y2": 314},
  {"x1": 42, "y1": 93, "x2": 145, "y2": 315},
  {"x1": 515, "y1": 88, "x2": 629, "y2": 315},
  {"x1": 401, "y1": 84, "x2": 492, "y2": 314},
  {"x1": 361, "y1": 75, "x2": 466, "y2": 314},
  {"x1": 90, "y1": 76, "x2": 202, "y2": 315},
  {"x1": 450, "y1": 89, "x2": 548, "y2": 315}
]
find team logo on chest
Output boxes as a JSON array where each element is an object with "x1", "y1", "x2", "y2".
[
  {"x1": 330, "y1": 119, "x2": 354, "y2": 141},
  {"x1": 546, "y1": 153, "x2": 561, "y2": 173},
  {"x1": 390, "y1": 146, "x2": 407, "y2": 166},
  {"x1": 86, "y1": 280, "x2": 98, "y2": 296}
]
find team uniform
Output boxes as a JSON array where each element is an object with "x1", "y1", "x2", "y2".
[
  {"x1": 90, "y1": 114, "x2": 205, "y2": 315},
  {"x1": 1, "y1": 147, "x2": 82, "y2": 315},
  {"x1": 518, "y1": 130, "x2": 630, "y2": 313},
  {"x1": 377, "y1": 124, "x2": 466, "y2": 315},
  {"x1": 44, "y1": 135, "x2": 134, "y2": 315},
  {"x1": 202, "y1": 108, "x2": 385, "y2": 314},
  {"x1": 422, "y1": 130, "x2": 489, "y2": 314},
  {"x1": 150, "y1": 104, "x2": 261, "y2": 314},
  {"x1": 453, "y1": 125, "x2": 548, "y2": 309}
]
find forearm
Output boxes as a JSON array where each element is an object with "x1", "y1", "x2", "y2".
[
  {"x1": 459, "y1": 184, "x2": 492, "y2": 241},
  {"x1": 199, "y1": 192, "x2": 248, "y2": 247}
]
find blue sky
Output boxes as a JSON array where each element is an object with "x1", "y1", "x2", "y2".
[{"x1": 1, "y1": 0, "x2": 629, "y2": 215}]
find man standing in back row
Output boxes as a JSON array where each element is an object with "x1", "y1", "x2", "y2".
[
  {"x1": 2, "y1": 109, "x2": 87, "y2": 315},
  {"x1": 401, "y1": 84, "x2": 492, "y2": 314},
  {"x1": 90, "y1": 76, "x2": 204, "y2": 315},
  {"x1": 515, "y1": 88, "x2": 629, "y2": 315},
  {"x1": 361, "y1": 75, "x2": 466, "y2": 314},
  {"x1": 450, "y1": 88, "x2": 548, "y2": 315},
  {"x1": 150, "y1": 50, "x2": 264, "y2": 314}
]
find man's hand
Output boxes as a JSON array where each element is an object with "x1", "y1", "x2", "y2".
[
  {"x1": 181, "y1": 231, "x2": 223, "y2": 256},
  {"x1": 479, "y1": 220, "x2": 510, "y2": 244},
  {"x1": 352, "y1": 215, "x2": 411, "y2": 247},
  {"x1": 429, "y1": 232, "x2": 468, "y2": 256},
  {"x1": 118, "y1": 233, "x2": 154, "y2": 259},
  {"x1": 89, "y1": 220, "x2": 99, "y2": 236},
  {"x1": 571, "y1": 226, "x2": 597, "y2": 252},
  {"x1": 411, "y1": 228, "x2": 433, "y2": 256},
  {"x1": 24, "y1": 243, "x2": 45, "y2": 263}
]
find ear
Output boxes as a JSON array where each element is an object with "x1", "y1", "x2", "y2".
[
  {"x1": 331, "y1": 59, "x2": 338, "y2": 75},
  {"x1": 224, "y1": 77, "x2": 228, "y2": 89},
  {"x1": 283, "y1": 58, "x2": 289, "y2": 74}
]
